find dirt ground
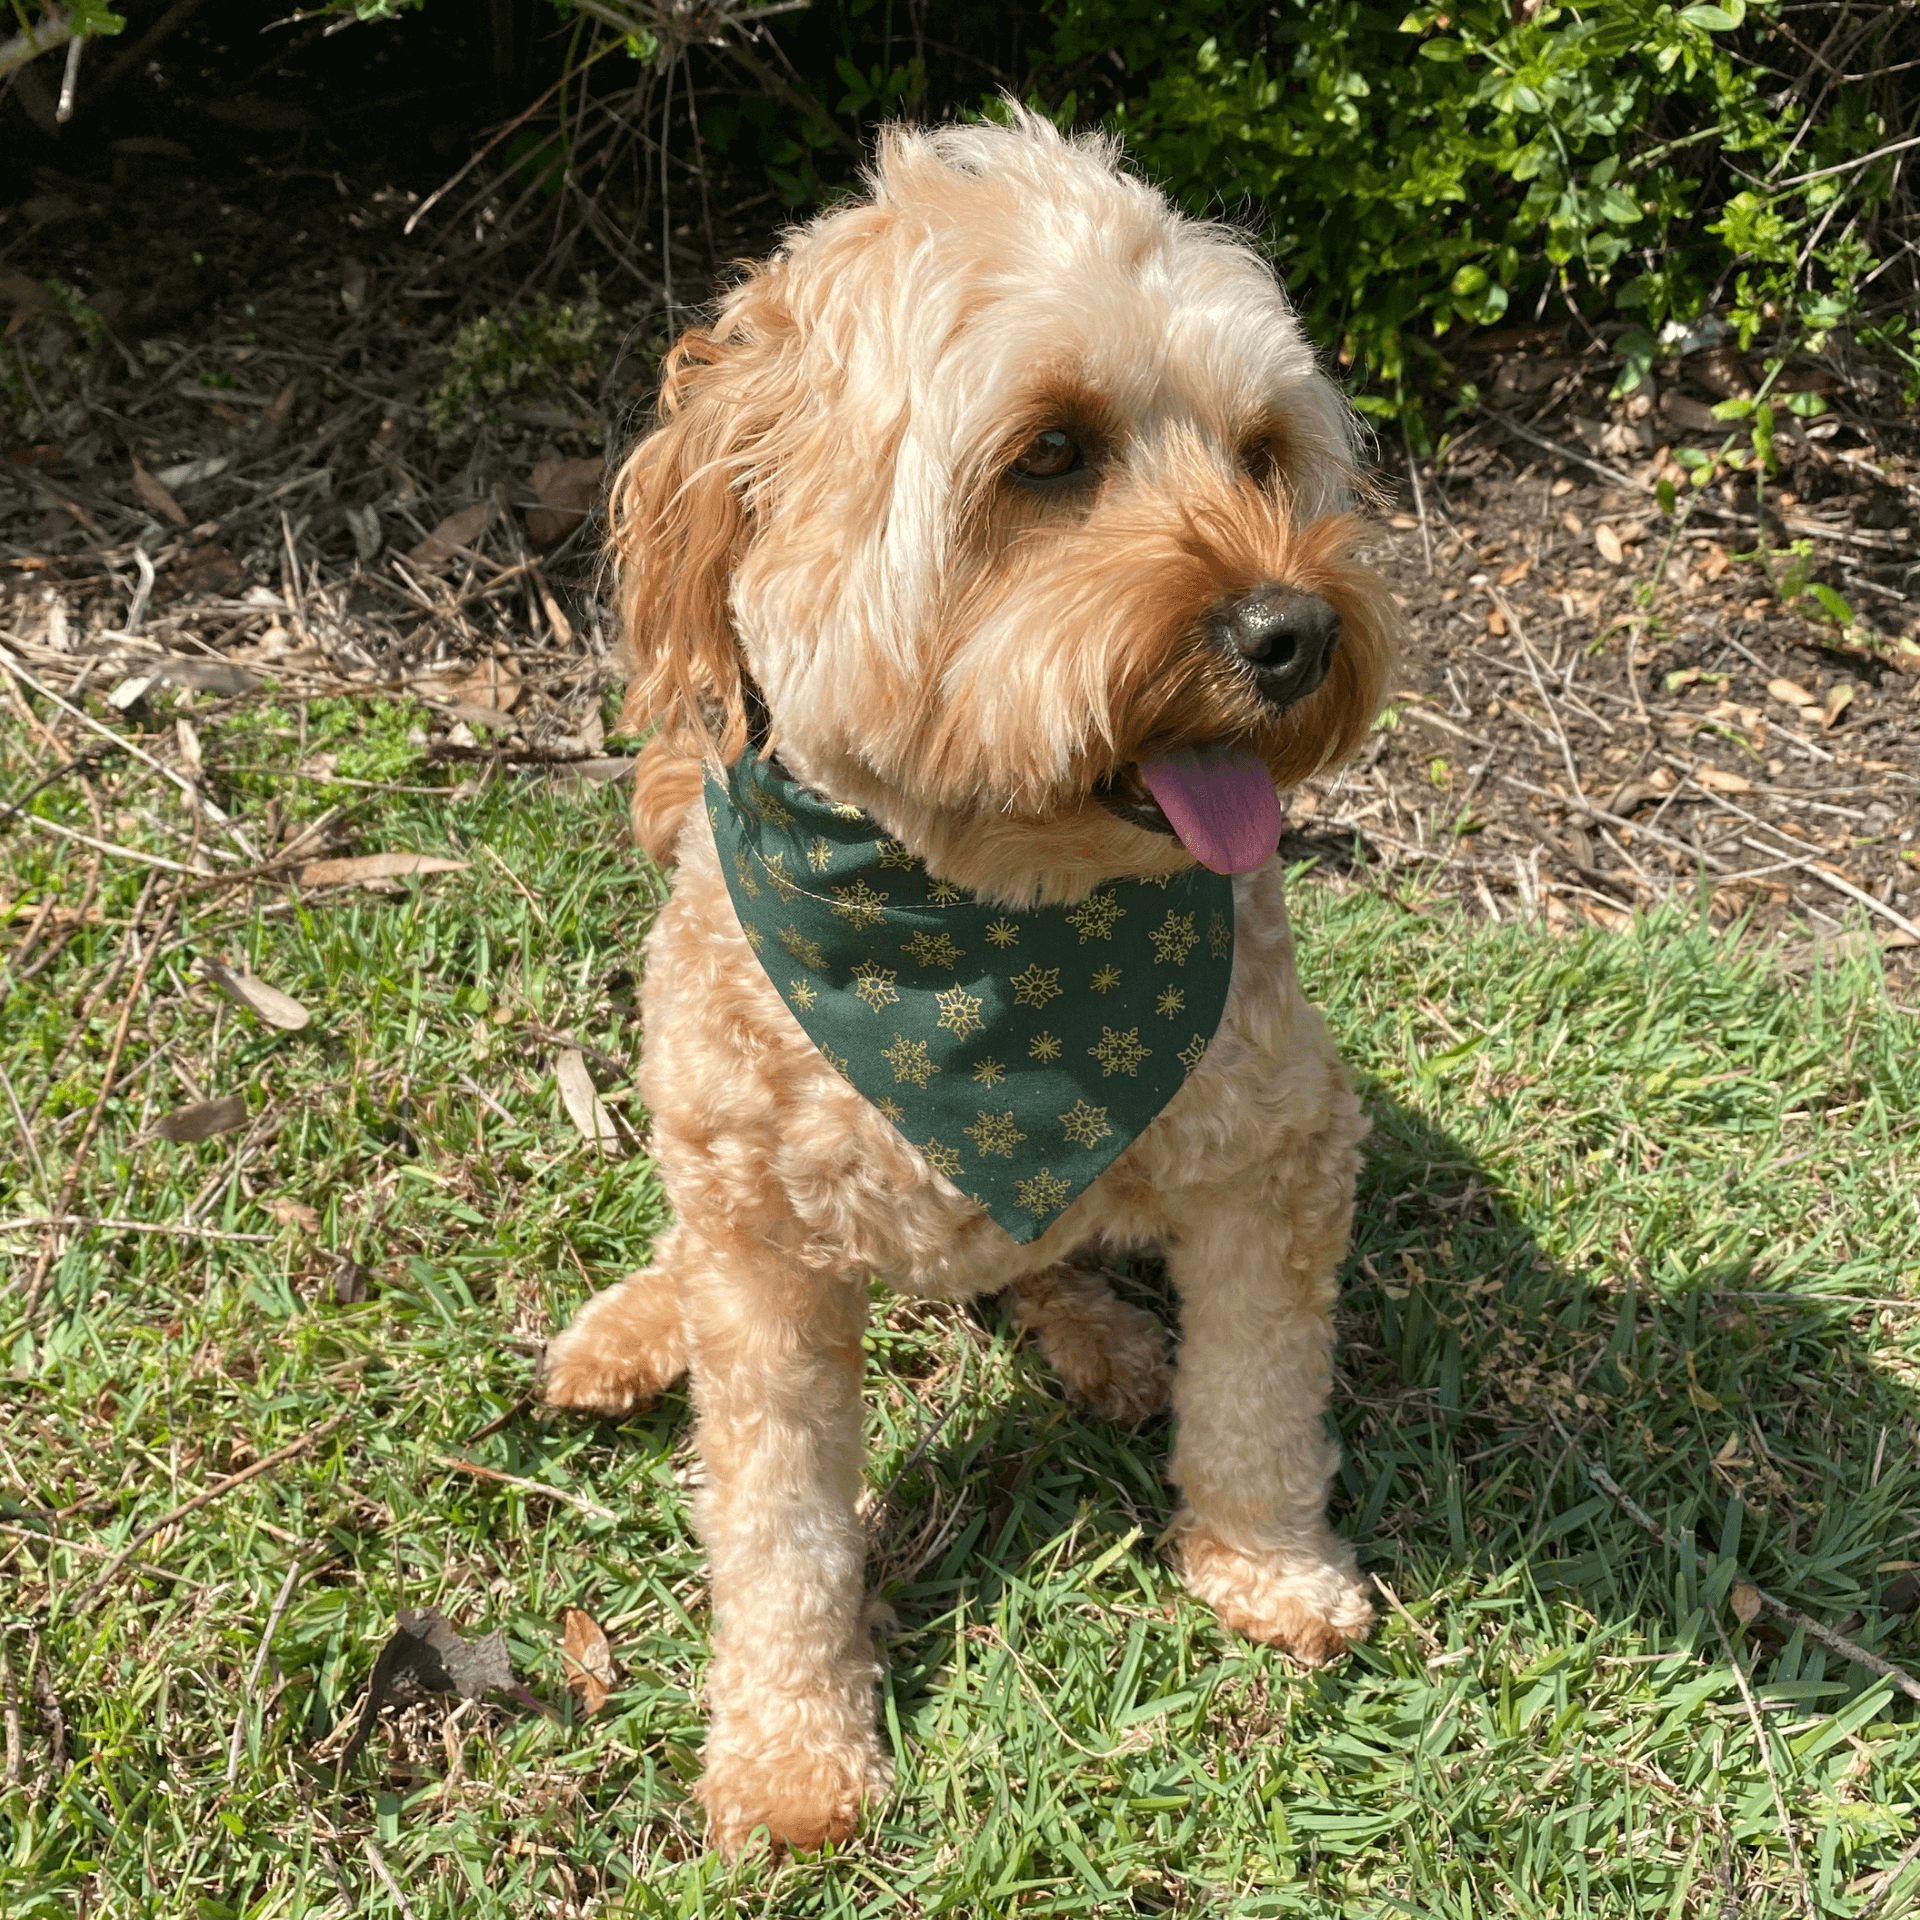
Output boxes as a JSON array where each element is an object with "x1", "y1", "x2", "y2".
[{"x1": 5, "y1": 98, "x2": 1918, "y2": 974}]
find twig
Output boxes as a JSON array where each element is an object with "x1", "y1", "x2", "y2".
[
  {"x1": 0, "y1": 1215, "x2": 273, "y2": 1244},
  {"x1": 1858, "y1": 1827, "x2": 1920, "y2": 1920},
  {"x1": 0, "y1": 1636, "x2": 21, "y2": 1787},
  {"x1": 1738, "y1": 836, "x2": 1920, "y2": 941},
  {"x1": 1569, "y1": 1437, "x2": 1920, "y2": 1705},
  {"x1": 11, "y1": 809, "x2": 209, "y2": 876},
  {"x1": 72, "y1": 1406, "x2": 357, "y2": 1612},
  {"x1": 429, "y1": 1456, "x2": 617, "y2": 1524},
  {"x1": 1401, "y1": 423, "x2": 1435, "y2": 576},
  {"x1": 22, "y1": 853, "x2": 192, "y2": 1325},
  {"x1": 1711, "y1": 1605, "x2": 1817, "y2": 1918},
  {"x1": 364, "y1": 1842, "x2": 419, "y2": 1920},
  {"x1": 225, "y1": 1557, "x2": 309, "y2": 1787}
]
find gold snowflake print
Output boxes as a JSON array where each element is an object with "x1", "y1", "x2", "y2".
[
  {"x1": 1010, "y1": 964, "x2": 1063, "y2": 1009},
  {"x1": 935, "y1": 985, "x2": 985, "y2": 1039},
  {"x1": 1057, "y1": 1099, "x2": 1112, "y2": 1148},
  {"x1": 920, "y1": 1137, "x2": 964, "y2": 1178},
  {"x1": 743, "y1": 923, "x2": 764, "y2": 952},
  {"x1": 875, "y1": 1096, "x2": 905, "y2": 1123},
  {"x1": 790, "y1": 980, "x2": 817, "y2": 1010},
  {"x1": 831, "y1": 879, "x2": 888, "y2": 928},
  {"x1": 1178, "y1": 1033, "x2": 1210, "y2": 1071},
  {"x1": 778, "y1": 923, "x2": 826, "y2": 968},
  {"x1": 927, "y1": 879, "x2": 964, "y2": 905},
  {"x1": 1028, "y1": 1031, "x2": 1062, "y2": 1062},
  {"x1": 1150, "y1": 910, "x2": 1198, "y2": 966},
  {"x1": 1090, "y1": 1026, "x2": 1151, "y2": 1077},
  {"x1": 972, "y1": 1057, "x2": 1006, "y2": 1087},
  {"x1": 731, "y1": 848, "x2": 760, "y2": 897},
  {"x1": 822, "y1": 1045, "x2": 851, "y2": 1080},
  {"x1": 903, "y1": 929, "x2": 962, "y2": 969},
  {"x1": 1156, "y1": 986, "x2": 1186, "y2": 1018},
  {"x1": 1066, "y1": 889, "x2": 1125, "y2": 943},
  {"x1": 1015, "y1": 1168, "x2": 1072, "y2": 1217},
  {"x1": 746, "y1": 784, "x2": 792, "y2": 828},
  {"x1": 882, "y1": 1034, "x2": 937, "y2": 1087},
  {"x1": 966, "y1": 1109, "x2": 1027, "y2": 1158},
  {"x1": 877, "y1": 838, "x2": 920, "y2": 870},
  {"x1": 984, "y1": 918, "x2": 1020, "y2": 949},
  {"x1": 1209, "y1": 910, "x2": 1230, "y2": 959},
  {"x1": 763, "y1": 853, "x2": 802, "y2": 902},
  {"x1": 852, "y1": 961, "x2": 900, "y2": 1013},
  {"x1": 806, "y1": 836, "x2": 834, "y2": 873},
  {"x1": 1089, "y1": 965, "x2": 1122, "y2": 995},
  {"x1": 829, "y1": 801, "x2": 866, "y2": 820}
]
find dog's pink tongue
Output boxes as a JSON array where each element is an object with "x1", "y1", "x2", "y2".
[{"x1": 1141, "y1": 747, "x2": 1282, "y2": 875}]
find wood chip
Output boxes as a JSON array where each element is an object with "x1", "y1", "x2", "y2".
[
  {"x1": 1594, "y1": 523, "x2": 1625, "y2": 565},
  {"x1": 204, "y1": 959, "x2": 311, "y2": 1031},
  {"x1": 152, "y1": 1094, "x2": 248, "y2": 1142},
  {"x1": 297, "y1": 853, "x2": 469, "y2": 886},
  {"x1": 1693, "y1": 767, "x2": 1753, "y2": 795},
  {"x1": 555, "y1": 1048, "x2": 622, "y2": 1154}
]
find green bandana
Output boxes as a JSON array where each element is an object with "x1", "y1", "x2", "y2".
[{"x1": 706, "y1": 753, "x2": 1236, "y2": 1243}]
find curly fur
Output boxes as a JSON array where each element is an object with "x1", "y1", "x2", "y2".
[{"x1": 546, "y1": 107, "x2": 1398, "y2": 1855}]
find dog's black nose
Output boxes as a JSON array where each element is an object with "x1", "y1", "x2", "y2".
[{"x1": 1206, "y1": 584, "x2": 1340, "y2": 713}]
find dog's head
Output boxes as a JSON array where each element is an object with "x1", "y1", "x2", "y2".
[{"x1": 611, "y1": 110, "x2": 1397, "y2": 903}]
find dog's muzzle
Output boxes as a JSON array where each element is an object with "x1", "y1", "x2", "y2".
[{"x1": 1207, "y1": 583, "x2": 1340, "y2": 713}]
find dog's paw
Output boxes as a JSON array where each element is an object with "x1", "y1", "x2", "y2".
[
  {"x1": 1009, "y1": 1266, "x2": 1173, "y2": 1428},
  {"x1": 542, "y1": 1269, "x2": 688, "y2": 1417},
  {"x1": 697, "y1": 1731, "x2": 893, "y2": 1856},
  {"x1": 1176, "y1": 1523, "x2": 1375, "y2": 1666}
]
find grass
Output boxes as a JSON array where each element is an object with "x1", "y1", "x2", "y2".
[{"x1": 2, "y1": 687, "x2": 1918, "y2": 1918}]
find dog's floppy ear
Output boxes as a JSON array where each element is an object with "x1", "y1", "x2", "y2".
[{"x1": 610, "y1": 270, "x2": 792, "y2": 763}]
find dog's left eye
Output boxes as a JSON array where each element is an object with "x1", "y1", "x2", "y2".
[{"x1": 1010, "y1": 429, "x2": 1086, "y2": 483}]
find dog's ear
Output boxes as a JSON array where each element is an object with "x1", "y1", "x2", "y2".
[{"x1": 610, "y1": 272, "x2": 792, "y2": 762}]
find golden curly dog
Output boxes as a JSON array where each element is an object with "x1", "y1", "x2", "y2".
[{"x1": 545, "y1": 109, "x2": 1399, "y2": 1855}]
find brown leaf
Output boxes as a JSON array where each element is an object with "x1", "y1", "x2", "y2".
[
  {"x1": 337, "y1": 1608, "x2": 515, "y2": 1769},
  {"x1": 1498, "y1": 558, "x2": 1532, "y2": 586},
  {"x1": 1821, "y1": 682, "x2": 1855, "y2": 730},
  {"x1": 268, "y1": 1196, "x2": 321, "y2": 1234},
  {"x1": 153, "y1": 1094, "x2": 248, "y2": 1142},
  {"x1": 1701, "y1": 542, "x2": 1730, "y2": 581},
  {"x1": 404, "y1": 503, "x2": 490, "y2": 570},
  {"x1": 525, "y1": 456, "x2": 606, "y2": 549},
  {"x1": 560, "y1": 1606, "x2": 616, "y2": 1715},
  {"x1": 1486, "y1": 606, "x2": 1507, "y2": 637},
  {"x1": 556, "y1": 1048, "x2": 623, "y2": 1155},
  {"x1": 1730, "y1": 1581, "x2": 1764, "y2": 1625},
  {"x1": 1693, "y1": 767, "x2": 1753, "y2": 795},
  {"x1": 1594, "y1": 523, "x2": 1625, "y2": 566},
  {"x1": 131, "y1": 457, "x2": 187, "y2": 528},
  {"x1": 1767, "y1": 676, "x2": 1816, "y2": 711},
  {"x1": 204, "y1": 959, "x2": 312, "y2": 1032},
  {"x1": 297, "y1": 852, "x2": 469, "y2": 887},
  {"x1": 439, "y1": 657, "x2": 520, "y2": 716}
]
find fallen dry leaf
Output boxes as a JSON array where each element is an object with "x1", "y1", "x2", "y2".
[
  {"x1": 560, "y1": 1606, "x2": 616, "y2": 1715},
  {"x1": 1822, "y1": 682, "x2": 1855, "y2": 729},
  {"x1": 1730, "y1": 1581, "x2": 1764, "y2": 1625},
  {"x1": 1561, "y1": 510, "x2": 1585, "y2": 536},
  {"x1": 338, "y1": 1608, "x2": 515, "y2": 1769},
  {"x1": 525, "y1": 456, "x2": 605, "y2": 548},
  {"x1": 556, "y1": 1048, "x2": 623, "y2": 1155},
  {"x1": 205, "y1": 959, "x2": 311, "y2": 1032},
  {"x1": 1594, "y1": 523, "x2": 1625, "y2": 565},
  {"x1": 1701, "y1": 543, "x2": 1730, "y2": 581},
  {"x1": 1767, "y1": 676, "x2": 1816, "y2": 711},
  {"x1": 405, "y1": 503, "x2": 490, "y2": 570},
  {"x1": 1498, "y1": 557, "x2": 1532, "y2": 586},
  {"x1": 153, "y1": 1094, "x2": 248, "y2": 1143},
  {"x1": 131, "y1": 457, "x2": 187, "y2": 528},
  {"x1": 1693, "y1": 767, "x2": 1753, "y2": 795},
  {"x1": 268, "y1": 1196, "x2": 321, "y2": 1234},
  {"x1": 297, "y1": 852, "x2": 469, "y2": 887},
  {"x1": 1486, "y1": 606, "x2": 1506, "y2": 637}
]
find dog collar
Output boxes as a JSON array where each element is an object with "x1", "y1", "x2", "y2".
[{"x1": 706, "y1": 752, "x2": 1236, "y2": 1243}]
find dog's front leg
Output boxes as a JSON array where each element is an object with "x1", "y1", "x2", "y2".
[
  {"x1": 682, "y1": 1236, "x2": 891, "y2": 1854},
  {"x1": 1164, "y1": 1133, "x2": 1376, "y2": 1665}
]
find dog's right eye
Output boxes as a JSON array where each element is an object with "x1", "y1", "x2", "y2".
[{"x1": 1010, "y1": 429, "x2": 1086, "y2": 483}]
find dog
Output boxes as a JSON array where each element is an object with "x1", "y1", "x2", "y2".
[{"x1": 544, "y1": 108, "x2": 1399, "y2": 1854}]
